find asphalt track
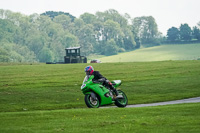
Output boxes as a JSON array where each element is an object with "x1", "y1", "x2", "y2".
[{"x1": 102, "y1": 97, "x2": 200, "y2": 108}]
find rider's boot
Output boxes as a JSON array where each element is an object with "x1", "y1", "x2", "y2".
[
  {"x1": 113, "y1": 89, "x2": 119, "y2": 100},
  {"x1": 108, "y1": 82, "x2": 118, "y2": 99},
  {"x1": 114, "y1": 89, "x2": 119, "y2": 96},
  {"x1": 110, "y1": 85, "x2": 118, "y2": 96}
]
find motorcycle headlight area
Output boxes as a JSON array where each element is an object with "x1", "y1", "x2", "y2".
[{"x1": 81, "y1": 84, "x2": 86, "y2": 89}]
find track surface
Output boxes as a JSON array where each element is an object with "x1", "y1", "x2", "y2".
[{"x1": 102, "y1": 97, "x2": 200, "y2": 108}]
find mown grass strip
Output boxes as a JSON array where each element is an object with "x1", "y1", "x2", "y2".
[{"x1": 0, "y1": 103, "x2": 199, "y2": 133}]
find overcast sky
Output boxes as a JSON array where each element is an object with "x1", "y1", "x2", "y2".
[{"x1": 1, "y1": 0, "x2": 200, "y2": 35}]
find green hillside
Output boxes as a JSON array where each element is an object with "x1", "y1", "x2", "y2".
[{"x1": 99, "y1": 44, "x2": 200, "y2": 62}]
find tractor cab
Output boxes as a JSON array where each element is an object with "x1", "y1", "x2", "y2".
[{"x1": 64, "y1": 47, "x2": 87, "y2": 63}]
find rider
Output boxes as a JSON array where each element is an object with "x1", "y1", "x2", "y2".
[{"x1": 84, "y1": 66, "x2": 119, "y2": 97}]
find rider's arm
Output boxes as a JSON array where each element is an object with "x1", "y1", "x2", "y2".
[
  {"x1": 96, "y1": 71, "x2": 107, "y2": 80},
  {"x1": 93, "y1": 71, "x2": 107, "y2": 82}
]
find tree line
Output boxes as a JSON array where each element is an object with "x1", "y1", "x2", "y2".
[
  {"x1": 0, "y1": 9, "x2": 199, "y2": 62},
  {"x1": 167, "y1": 23, "x2": 200, "y2": 42}
]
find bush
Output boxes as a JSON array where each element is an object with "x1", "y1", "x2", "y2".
[{"x1": 118, "y1": 48, "x2": 126, "y2": 53}]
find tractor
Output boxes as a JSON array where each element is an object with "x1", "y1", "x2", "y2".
[{"x1": 64, "y1": 47, "x2": 87, "y2": 63}]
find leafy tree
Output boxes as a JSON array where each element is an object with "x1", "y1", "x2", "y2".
[
  {"x1": 179, "y1": 24, "x2": 192, "y2": 41},
  {"x1": 0, "y1": 47, "x2": 10, "y2": 62},
  {"x1": 0, "y1": 9, "x2": 13, "y2": 19},
  {"x1": 104, "y1": 39, "x2": 118, "y2": 56},
  {"x1": 6, "y1": 11, "x2": 32, "y2": 45},
  {"x1": 95, "y1": 9, "x2": 137, "y2": 52},
  {"x1": 53, "y1": 14, "x2": 72, "y2": 30},
  {"x1": 104, "y1": 9, "x2": 128, "y2": 27},
  {"x1": 0, "y1": 19, "x2": 17, "y2": 43},
  {"x1": 192, "y1": 26, "x2": 200, "y2": 41},
  {"x1": 38, "y1": 46, "x2": 54, "y2": 62},
  {"x1": 134, "y1": 37, "x2": 141, "y2": 49},
  {"x1": 167, "y1": 27, "x2": 180, "y2": 42},
  {"x1": 103, "y1": 20, "x2": 123, "y2": 42},
  {"x1": 73, "y1": 18, "x2": 85, "y2": 35},
  {"x1": 92, "y1": 21, "x2": 104, "y2": 54},
  {"x1": 26, "y1": 34, "x2": 45, "y2": 56},
  {"x1": 80, "y1": 13, "x2": 97, "y2": 24},
  {"x1": 61, "y1": 32, "x2": 79, "y2": 48},
  {"x1": 132, "y1": 16, "x2": 159, "y2": 45},
  {"x1": 76, "y1": 24, "x2": 96, "y2": 55},
  {"x1": 0, "y1": 42, "x2": 36, "y2": 62},
  {"x1": 37, "y1": 15, "x2": 55, "y2": 34},
  {"x1": 122, "y1": 26, "x2": 136, "y2": 50},
  {"x1": 36, "y1": 15, "x2": 66, "y2": 61},
  {"x1": 14, "y1": 45, "x2": 36, "y2": 62},
  {"x1": 96, "y1": 9, "x2": 128, "y2": 28},
  {"x1": 10, "y1": 51, "x2": 24, "y2": 62},
  {"x1": 97, "y1": 19, "x2": 124, "y2": 54}
]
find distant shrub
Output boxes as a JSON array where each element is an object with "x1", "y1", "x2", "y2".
[{"x1": 118, "y1": 48, "x2": 126, "y2": 53}]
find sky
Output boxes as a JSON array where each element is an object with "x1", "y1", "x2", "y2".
[{"x1": 1, "y1": 0, "x2": 200, "y2": 35}]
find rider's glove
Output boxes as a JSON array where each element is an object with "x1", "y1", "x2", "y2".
[{"x1": 105, "y1": 80, "x2": 110, "y2": 84}]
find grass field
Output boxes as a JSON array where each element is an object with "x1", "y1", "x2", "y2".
[
  {"x1": 0, "y1": 61, "x2": 200, "y2": 112},
  {"x1": 98, "y1": 43, "x2": 200, "y2": 62},
  {"x1": 0, "y1": 60, "x2": 200, "y2": 132},
  {"x1": 0, "y1": 103, "x2": 200, "y2": 132}
]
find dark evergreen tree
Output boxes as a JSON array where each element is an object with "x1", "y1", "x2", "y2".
[
  {"x1": 192, "y1": 26, "x2": 200, "y2": 41},
  {"x1": 41, "y1": 11, "x2": 76, "y2": 21},
  {"x1": 179, "y1": 24, "x2": 192, "y2": 41},
  {"x1": 167, "y1": 27, "x2": 180, "y2": 42}
]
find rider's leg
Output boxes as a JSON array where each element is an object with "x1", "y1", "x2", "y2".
[{"x1": 108, "y1": 82, "x2": 119, "y2": 96}]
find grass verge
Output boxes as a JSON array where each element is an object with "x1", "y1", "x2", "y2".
[{"x1": 0, "y1": 103, "x2": 199, "y2": 133}]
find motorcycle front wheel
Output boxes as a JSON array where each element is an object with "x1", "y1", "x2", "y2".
[
  {"x1": 114, "y1": 90, "x2": 128, "y2": 107},
  {"x1": 85, "y1": 94, "x2": 100, "y2": 108}
]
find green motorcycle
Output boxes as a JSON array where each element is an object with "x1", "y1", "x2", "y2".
[{"x1": 81, "y1": 75, "x2": 128, "y2": 108}]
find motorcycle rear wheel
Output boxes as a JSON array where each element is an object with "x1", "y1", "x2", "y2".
[
  {"x1": 114, "y1": 90, "x2": 128, "y2": 107},
  {"x1": 85, "y1": 94, "x2": 100, "y2": 108}
]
